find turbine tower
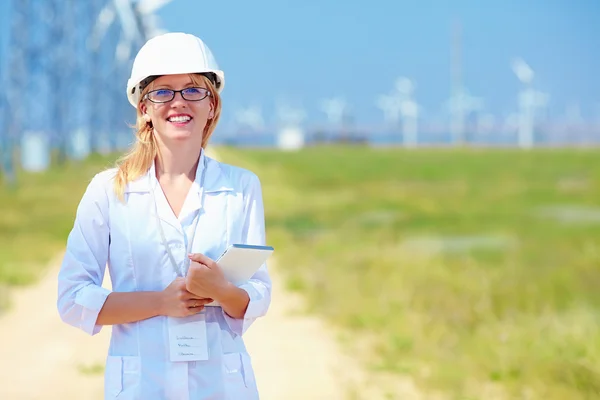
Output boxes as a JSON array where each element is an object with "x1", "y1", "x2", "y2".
[
  {"x1": 511, "y1": 57, "x2": 548, "y2": 148},
  {"x1": 447, "y1": 88, "x2": 484, "y2": 145},
  {"x1": 395, "y1": 77, "x2": 419, "y2": 147},
  {"x1": 320, "y1": 97, "x2": 349, "y2": 141},
  {"x1": 376, "y1": 94, "x2": 401, "y2": 127}
]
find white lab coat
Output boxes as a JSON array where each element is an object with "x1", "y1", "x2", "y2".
[{"x1": 57, "y1": 150, "x2": 271, "y2": 399}]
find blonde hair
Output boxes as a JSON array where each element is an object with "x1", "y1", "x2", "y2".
[{"x1": 113, "y1": 74, "x2": 222, "y2": 201}]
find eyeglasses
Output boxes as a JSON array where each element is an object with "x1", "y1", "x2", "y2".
[{"x1": 144, "y1": 87, "x2": 211, "y2": 103}]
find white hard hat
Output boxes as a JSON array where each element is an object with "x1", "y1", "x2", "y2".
[{"x1": 126, "y1": 32, "x2": 225, "y2": 108}]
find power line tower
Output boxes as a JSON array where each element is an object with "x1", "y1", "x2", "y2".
[
  {"x1": 1, "y1": 0, "x2": 172, "y2": 185},
  {"x1": 47, "y1": 0, "x2": 77, "y2": 165},
  {"x1": 2, "y1": 0, "x2": 30, "y2": 185}
]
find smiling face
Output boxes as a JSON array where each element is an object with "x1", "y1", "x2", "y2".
[{"x1": 139, "y1": 73, "x2": 215, "y2": 148}]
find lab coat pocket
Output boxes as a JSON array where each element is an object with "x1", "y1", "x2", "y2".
[
  {"x1": 104, "y1": 356, "x2": 141, "y2": 399},
  {"x1": 223, "y1": 352, "x2": 258, "y2": 397}
]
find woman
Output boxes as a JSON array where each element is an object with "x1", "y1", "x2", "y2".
[{"x1": 57, "y1": 32, "x2": 271, "y2": 399}]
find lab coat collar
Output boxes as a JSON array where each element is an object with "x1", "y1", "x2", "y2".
[
  {"x1": 124, "y1": 148, "x2": 234, "y2": 195},
  {"x1": 124, "y1": 148, "x2": 234, "y2": 233}
]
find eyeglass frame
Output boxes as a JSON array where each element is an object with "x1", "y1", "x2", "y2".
[{"x1": 143, "y1": 87, "x2": 212, "y2": 104}]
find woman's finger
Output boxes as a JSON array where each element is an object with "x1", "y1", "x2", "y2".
[
  {"x1": 182, "y1": 292, "x2": 213, "y2": 302},
  {"x1": 186, "y1": 299, "x2": 212, "y2": 308},
  {"x1": 186, "y1": 305, "x2": 204, "y2": 314},
  {"x1": 188, "y1": 253, "x2": 212, "y2": 264}
]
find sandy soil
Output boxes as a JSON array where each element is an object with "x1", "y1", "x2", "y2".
[
  {"x1": 0, "y1": 253, "x2": 109, "y2": 400},
  {"x1": 0, "y1": 255, "x2": 416, "y2": 400}
]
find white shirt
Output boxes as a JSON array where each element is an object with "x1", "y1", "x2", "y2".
[{"x1": 57, "y1": 149, "x2": 271, "y2": 399}]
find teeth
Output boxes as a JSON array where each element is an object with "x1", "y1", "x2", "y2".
[{"x1": 168, "y1": 116, "x2": 191, "y2": 122}]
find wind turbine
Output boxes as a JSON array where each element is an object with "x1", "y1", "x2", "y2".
[
  {"x1": 446, "y1": 88, "x2": 484, "y2": 145},
  {"x1": 234, "y1": 105, "x2": 265, "y2": 132},
  {"x1": 511, "y1": 57, "x2": 549, "y2": 148},
  {"x1": 320, "y1": 97, "x2": 350, "y2": 141},
  {"x1": 276, "y1": 103, "x2": 307, "y2": 129},
  {"x1": 275, "y1": 102, "x2": 307, "y2": 151},
  {"x1": 394, "y1": 77, "x2": 420, "y2": 147},
  {"x1": 134, "y1": 0, "x2": 174, "y2": 38},
  {"x1": 448, "y1": 18, "x2": 485, "y2": 146},
  {"x1": 320, "y1": 97, "x2": 348, "y2": 126},
  {"x1": 376, "y1": 94, "x2": 402, "y2": 127}
]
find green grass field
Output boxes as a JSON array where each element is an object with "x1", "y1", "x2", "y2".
[
  {"x1": 217, "y1": 146, "x2": 600, "y2": 400},
  {"x1": 0, "y1": 154, "x2": 118, "y2": 287},
  {"x1": 1, "y1": 145, "x2": 599, "y2": 399}
]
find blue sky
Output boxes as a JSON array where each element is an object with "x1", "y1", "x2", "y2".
[
  {"x1": 0, "y1": 0, "x2": 598, "y2": 127},
  {"x1": 156, "y1": 0, "x2": 600, "y2": 124}
]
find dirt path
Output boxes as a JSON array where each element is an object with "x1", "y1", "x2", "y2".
[
  {"x1": 0, "y1": 253, "x2": 109, "y2": 400},
  {"x1": 242, "y1": 263, "x2": 366, "y2": 399},
  {"x1": 0, "y1": 254, "x2": 394, "y2": 400}
]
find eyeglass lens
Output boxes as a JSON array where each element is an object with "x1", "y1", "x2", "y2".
[{"x1": 147, "y1": 87, "x2": 209, "y2": 103}]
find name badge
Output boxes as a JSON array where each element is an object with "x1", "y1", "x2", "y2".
[{"x1": 168, "y1": 313, "x2": 209, "y2": 362}]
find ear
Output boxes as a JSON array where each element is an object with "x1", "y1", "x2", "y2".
[
  {"x1": 208, "y1": 107, "x2": 215, "y2": 119},
  {"x1": 139, "y1": 104, "x2": 151, "y2": 123},
  {"x1": 139, "y1": 102, "x2": 148, "y2": 116}
]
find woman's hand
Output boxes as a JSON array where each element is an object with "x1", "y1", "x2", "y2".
[
  {"x1": 160, "y1": 277, "x2": 213, "y2": 317},
  {"x1": 187, "y1": 253, "x2": 251, "y2": 319},
  {"x1": 186, "y1": 253, "x2": 230, "y2": 301}
]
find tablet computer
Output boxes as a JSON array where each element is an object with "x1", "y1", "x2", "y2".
[{"x1": 205, "y1": 244, "x2": 274, "y2": 307}]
